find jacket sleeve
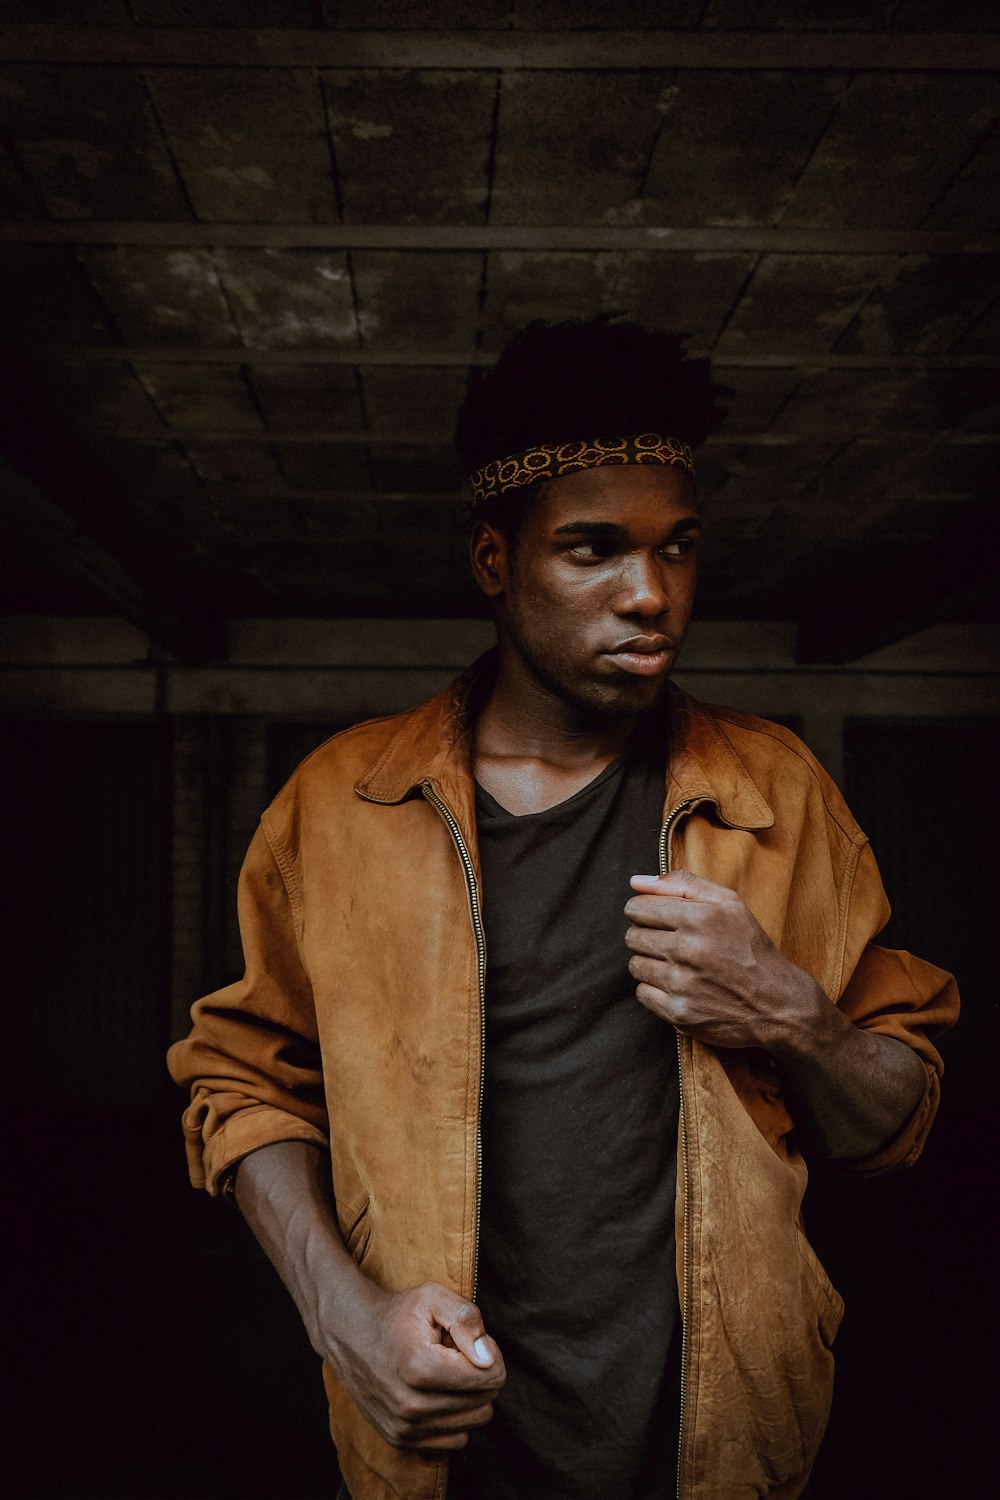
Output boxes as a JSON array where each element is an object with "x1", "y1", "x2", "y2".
[
  {"x1": 166, "y1": 817, "x2": 329, "y2": 1196},
  {"x1": 833, "y1": 839, "x2": 959, "y2": 1175}
]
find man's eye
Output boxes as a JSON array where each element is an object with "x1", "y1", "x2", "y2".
[
  {"x1": 568, "y1": 542, "x2": 605, "y2": 558},
  {"x1": 662, "y1": 538, "x2": 695, "y2": 557}
]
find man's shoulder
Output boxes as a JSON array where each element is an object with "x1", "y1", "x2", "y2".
[
  {"x1": 276, "y1": 695, "x2": 442, "y2": 800},
  {"x1": 674, "y1": 689, "x2": 864, "y2": 842},
  {"x1": 694, "y1": 699, "x2": 818, "y2": 770}
]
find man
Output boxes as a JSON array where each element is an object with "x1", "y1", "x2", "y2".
[{"x1": 168, "y1": 316, "x2": 958, "y2": 1500}]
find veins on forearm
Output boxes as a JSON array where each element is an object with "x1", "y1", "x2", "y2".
[{"x1": 767, "y1": 990, "x2": 926, "y2": 1161}]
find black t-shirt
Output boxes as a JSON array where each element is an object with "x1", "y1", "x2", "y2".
[{"x1": 449, "y1": 721, "x2": 681, "y2": 1500}]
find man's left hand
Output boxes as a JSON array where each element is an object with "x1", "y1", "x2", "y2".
[{"x1": 624, "y1": 870, "x2": 823, "y2": 1051}]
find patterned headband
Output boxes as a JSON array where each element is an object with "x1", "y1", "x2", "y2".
[{"x1": 466, "y1": 432, "x2": 695, "y2": 507}]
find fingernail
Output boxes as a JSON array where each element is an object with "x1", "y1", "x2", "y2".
[
  {"x1": 630, "y1": 874, "x2": 660, "y2": 884},
  {"x1": 473, "y1": 1337, "x2": 491, "y2": 1364}
]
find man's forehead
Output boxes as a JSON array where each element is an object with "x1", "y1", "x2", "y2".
[{"x1": 535, "y1": 462, "x2": 699, "y2": 521}]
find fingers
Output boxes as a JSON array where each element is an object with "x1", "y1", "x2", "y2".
[
  {"x1": 425, "y1": 1286, "x2": 500, "y2": 1373},
  {"x1": 635, "y1": 981, "x2": 676, "y2": 1020},
  {"x1": 625, "y1": 922, "x2": 700, "y2": 964},
  {"x1": 387, "y1": 1396, "x2": 496, "y2": 1453},
  {"x1": 629, "y1": 870, "x2": 737, "y2": 905}
]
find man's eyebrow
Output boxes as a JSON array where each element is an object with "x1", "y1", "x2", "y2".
[{"x1": 552, "y1": 516, "x2": 702, "y2": 537}]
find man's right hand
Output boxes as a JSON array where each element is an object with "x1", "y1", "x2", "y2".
[
  {"x1": 325, "y1": 1279, "x2": 506, "y2": 1452},
  {"x1": 233, "y1": 1142, "x2": 505, "y2": 1454}
]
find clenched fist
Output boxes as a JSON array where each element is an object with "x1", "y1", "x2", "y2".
[{"x1": 325, "y1": 1280, "x2": 506, "y2": 1454}]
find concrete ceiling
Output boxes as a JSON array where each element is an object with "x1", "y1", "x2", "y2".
[{"x1": 0, "y1": 2, "x2": 998, "y2": 663}]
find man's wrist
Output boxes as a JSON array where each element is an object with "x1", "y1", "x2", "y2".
[{"x1": 762, "y1": 968, "x2": 841, "y2": 1064}]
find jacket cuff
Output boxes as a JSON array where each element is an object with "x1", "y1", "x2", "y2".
[
  {"x1": 182, "y1": 1101, "x2": 330, "y2": 1197},
  {"x1": 836, "y1": 1062, "x2": 940, "y2": 1177}
]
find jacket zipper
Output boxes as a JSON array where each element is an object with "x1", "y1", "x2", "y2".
[
  {"x1": 659, "y1": 797, "x2": 700, "y2": 1500},
  {"x1": 421, "y1": 780, "x2": 487, "y2": 1302}
]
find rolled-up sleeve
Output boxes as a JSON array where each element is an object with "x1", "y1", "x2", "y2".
[
  {"x1": 834, "y1": 840, "x2": 960, "y2": 1175},
  {"x1": 167, "y1": 818, "x2": 329, "y2": 1195}
]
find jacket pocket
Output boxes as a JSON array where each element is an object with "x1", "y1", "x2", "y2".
[{"x1": 795, "y1": 1225, "x2": 845, "y2": 1350}]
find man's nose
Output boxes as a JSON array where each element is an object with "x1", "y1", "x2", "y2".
[{"x1": 613, "y1": 554, "x2": 672, "y2": 616}]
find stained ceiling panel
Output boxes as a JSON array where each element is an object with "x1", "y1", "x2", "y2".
[
  {"x1": 318, "y1": 2, "x2": 511, "y2": 27},
  {"x1": 0, "y1": 2, "x2": 129, "y2": 18},
  {"x1": 0, "y1": 245, "x2": 112, "y2": 342},
  {"x1": 322, "y1": 69, "x2": 497, "y2": 225},
  {"x1": 212, "y1": 249, "x2": 358, "y2": 347},
  {"x1": 702, "y1": 1, "x2": 897, "y2": 28},
  {"x1": 767, "y1": 369, "x2": 973, "y2": 439},
  {"x1": 352, "y1": 251, "x2": 482, "y2": 351},
  {"x1": 490, "y1": 72, "x2": 670, "y2": 224},
  {"x1": 0, "y1": 65, "x2": 188, "y2": 220},
  {"x1": 134, "y1": 363, "x2": 264, "y2": 434},
  {"x1": 77, "y1": 246, "x2": 240, "y2": 344},
  {"x1": 716, "y1": 254, "x2": 898, "y2": 354},
  {"x1": 480, "y1": 251, "x2": 629, "y2": 347},
  {"x1": 642, "y1": 71, "x2": 848, "y2": 228},
  {"x1": 924, "y1": 128, "x2": 1000, "y2": 232},
  {"x1": 183, "y1": 441, "x2": 286, "y2": 489},
  {"x1": 832, "y1": 254, "x2": 1000, "y2": 355},
  {"x1": 131, "y1": 1, "x2": 317, "y2": 22},
  {"x1": 85, "y1": 438, "x2": 196, "y2": 496},
  {"x1": 360, "y1": 366, "x2": 469, "y2": 432},
  {"x1": 368, "y1": 442, "x2": 464, "y2": 494},
  {"x1": 273, "y1": 442, "x2": 372, "y2": 491},
  {"x1": 480, "y1": 250, "x2": 757, "y2": 350},
  {"x1": 247, "y1": 365, "x2": 365, "y2": 432},
  {"x1": 46, "y1": 360, "x2": 164, "y2": 437},
  {"x1": 0, "y1": 140, "x2": 41, "y2": 218},
  {"x1": 612, "y1": 252, "x2": 758, "y2": 347},
  {"x1": 145, "y1": 69, "x2": 340, "y2": 225},
  {"x1": 709, "y1": 367, "x2": 798, "y2": 434},
  {"x1": 892, "y1": 0, "x2": 1000, "y2": 29},
  {"x1": 513, "y1": 1, "x2": 704, "y2": 24},
  {"x1": 780, "y1": 74, "x2": 999, "y2": 230}
]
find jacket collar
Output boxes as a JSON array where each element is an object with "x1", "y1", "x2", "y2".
[{"x1": 355, "y1": 650, "x2": 773, "y2": 832}]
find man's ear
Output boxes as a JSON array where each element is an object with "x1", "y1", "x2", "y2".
[{"x1": 470, "y1": 518, "x2": 508, "y2": 600}]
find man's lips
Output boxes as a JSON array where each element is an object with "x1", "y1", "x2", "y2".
[{"x1": 603, "y1": 635, "x2": 676, "y2": 677}]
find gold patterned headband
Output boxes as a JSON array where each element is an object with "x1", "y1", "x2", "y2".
[{"x1": 467, "y1": 433, "x2": 695, "y2": 507}]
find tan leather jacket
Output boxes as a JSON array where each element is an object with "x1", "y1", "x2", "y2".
[{"x1": 168, "y1": 663, "x2": 958, "y2": 1500}]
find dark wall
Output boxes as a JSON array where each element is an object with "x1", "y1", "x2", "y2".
[
  {"x1": 809, "y1": 720, "x2": 998, "y2": 1500},
  {"x1": 5, "y1": 714, "x2": 995, "y2": 1499}
]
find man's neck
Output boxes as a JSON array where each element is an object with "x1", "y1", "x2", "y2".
[
  {"x1": 476, "y1": 654, "x2": 639, "y2": 769},
  {"x1": 471, "y1": 654, "x2": 643, "y2": 815}
]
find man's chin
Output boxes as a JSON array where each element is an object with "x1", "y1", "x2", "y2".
[{"x1": 566, "y1": 669, "x2": 672, "y2": 719}]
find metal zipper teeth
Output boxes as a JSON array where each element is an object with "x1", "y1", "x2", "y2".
[
  {"x1": 659, "y1": 797, "x2": 699, "y2": 1500},
  {"x1": 421, "y1": 780, "x2": 487, "y2": 1302}
]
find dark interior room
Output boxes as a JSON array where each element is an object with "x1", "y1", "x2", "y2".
[{"x1": 2, "y1": 5, "x2": 997, "y2": 1500}]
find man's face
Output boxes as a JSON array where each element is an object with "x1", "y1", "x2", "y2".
[{"x1": 473, "y1": 463, "x2": 700, "y2": 719}]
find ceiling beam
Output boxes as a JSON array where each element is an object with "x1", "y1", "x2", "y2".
[
  {"x1": 1, "y1": 27, "x2": 998, "y2": 72},
  {"x1": 0, "y1": 455, "x2": 223, "y2": 663},
  {"x1": 46, "y1": 347, "x2": 1000, "y2": 371},
  {"x1": 2, "y1": 223, "x2": 997, "y2": 254}
]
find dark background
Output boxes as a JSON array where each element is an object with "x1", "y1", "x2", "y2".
[{"x1": 4, "y1": 716, "x2": 997, "y2": 1500}]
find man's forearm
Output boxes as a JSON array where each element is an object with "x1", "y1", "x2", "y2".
[
  {"x1": 233, "y1": 1139, "x2": 378, "y2": 1359},
  {"x1": 232, "y1": 1140, "x2": 506, "y2": 1453},
  {"x1": 768, "y1": 981, "x2": 927, "y2": 1160},
  {"x1": 625, "y1": 871, "x2": 929, "y2": 1162}
]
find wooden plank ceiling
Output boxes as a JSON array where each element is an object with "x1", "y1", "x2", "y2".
[{"x1": 0, "y1": 2, "x2": 997, "y2": 662}]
